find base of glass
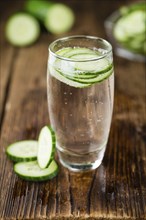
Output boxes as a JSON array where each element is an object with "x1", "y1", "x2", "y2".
[{"x1": 57, "y1": 145, "x2": 106, "y2": 172}]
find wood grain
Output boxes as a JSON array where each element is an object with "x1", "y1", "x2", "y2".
[{"x1": 0, "y1": 0, "x2": 146, "y2": 219}]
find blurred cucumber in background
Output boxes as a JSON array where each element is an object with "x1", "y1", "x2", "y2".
[
  {"x1": 25, "y1": 0, "x2": 75, "y2": 34},
  {"x1": 5, "y1": 0, "x2": 75, "y2": 47},
  {"x1": 113, "y1": 1, "x2": 146, "y2": 55}
]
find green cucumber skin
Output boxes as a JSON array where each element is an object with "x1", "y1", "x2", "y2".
[
  {"x1": 14, "y1": 165, "x2": 59, "y2": 182},
  {"x1": 7, "y1": 154, "x2": 37, "y2": 163},
  {"x1": 15, "y1": 169, "x2": 58, "y2": 182},
  {"x1": 45, "y1": 126, "x2": 56, "y2": 168},
  {"x1": 25, "y1": 0, "x2": 53, "y2": 22}
]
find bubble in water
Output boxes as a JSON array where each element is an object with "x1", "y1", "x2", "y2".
[
  {"x1": 69, "y1": 92, "x2": 72, "y2": 95},
  {"x1": 69, "y1": 114, "x2": 72, "y2": 117},
  {"x1": 64, "y1": 92, "x2": 67, "y2": 95},
  {"x1": 80, "y1": 133, "x2": 85, "y2": 137},
  {"x1": 65, "y1": 102, "x2": 68, "y2": 105},
  {"x1": 99, "y1": 101, "x2": 103, "y2": 105}
]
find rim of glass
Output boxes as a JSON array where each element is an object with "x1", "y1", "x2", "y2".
[{"x1": 49, "y1": 35, "x2": 112, "y2": 62}]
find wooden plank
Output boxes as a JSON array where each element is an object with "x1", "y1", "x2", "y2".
[
  {"x1": 0, "y1": 0, "x2": 24, "y2": 124},
  {"x1": 0, "y1": 0, "x2": 146, "y2": 219}
]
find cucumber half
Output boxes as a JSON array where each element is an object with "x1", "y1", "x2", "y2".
[
  {"x1": 37, "y1": 126, "x2": 56, "y2": 169},
  {"x1": 14, "y1": 160, "x2": 58, "y2": 181},
  {"x1": 6, "y1": 140, "x2": 38, "y2": 162},
  {"x1": 5, "y1": 13, "x2": 40, "y2": 47}
]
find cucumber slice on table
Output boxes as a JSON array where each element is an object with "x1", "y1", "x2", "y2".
[
  {"x1": 5, "y1": 13, "x2": 40, "y2": 47},
  {"x1": 44, "y1": 3, "x2": 75, "y2": 34},
  {"x1": 14, "y1": 160, "x2": 58, "y2": 181},
  {"x1": 38, "y1": 126, "x2": 56, "y2": 169},
  {"x1": 6, "y1": 140, "x2": 38, "y2": 162}
]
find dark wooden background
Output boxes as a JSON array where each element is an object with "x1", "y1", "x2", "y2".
[{"x1": 0, "y1": 0, "x2": 146, "y2": 219}]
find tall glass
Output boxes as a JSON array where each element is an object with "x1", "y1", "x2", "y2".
[{"x1": 47, "y1": 36, "x2": 114, "y2": 171}]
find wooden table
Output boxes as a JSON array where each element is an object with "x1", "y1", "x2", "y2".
[{"x1": 0, "y1": 0, "x2": 145, "y2": 219}]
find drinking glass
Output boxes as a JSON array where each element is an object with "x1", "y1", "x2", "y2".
[{"x1": 47, "y1": 35, "x2": 114, "y2": 171}]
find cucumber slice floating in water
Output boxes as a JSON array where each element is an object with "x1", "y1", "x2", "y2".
[
  {"x1": 38, "y1": 126, "x2": 56, "y2": 169},
  {"x1": 5, "y1": 13, "x2": 40, "y2": 47},
  {"x1": 14, "y1": 160, "x2": 58, "y2": 181},
  {"x1": 65, "y1": 67, "x2": 113, "y2": 84},
  {"x1": 50, "y1": 47, "x2": 113, "y2": 88},
  {"x1": 6, "y1": 140, "x2": 38, "y2": 162},
  {"x1": 62, "y1": 47, "x2": 98, "y2": 58}
]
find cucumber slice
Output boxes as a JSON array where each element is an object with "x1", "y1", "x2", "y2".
[
  {"x1": 49, "y1": 66, "x2": 91, "y2": 88},
  {"x1": 56, "y1": 47, "x2": 72, "y2": 56},
  {"x1": 37, "y1": 126, "x2": 56, "y2": 169},
  {"x1": 50, "y1": 47, "x2": 113, "y2": 88},
  {"x1": 14, "y1": 160, "x2": 58, "y2": 181},
  {"x1": 75, "y1": 58, "x2": 111, "y2": 73},
  {"x1": 66, "y1": 67, "x2": 114, "y2": 84},
  {"x1": 114, "y1": 11, "x2": 145, "y2": 42},
  {"x1": 62, "y1": 48, "x2": 98, "y2": 58},
  {"x1": 6, "y1": 140, "x2": 38, "y2": 162},
  {"x1": 45, "y1": 3, "x2": 75, "y2": 34},
  {"x1": 5, "y1": 13, "x2": 40, "y2": 47}
]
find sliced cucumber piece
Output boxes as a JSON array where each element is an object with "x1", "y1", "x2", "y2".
[
  {"x1": 62, "y1": 48, "x2": 98, "y2": 58},
  {"x1": 14, "y1": 160, "x2": 58, "y2": 181},
  {"x1": 75, "y1": 58, "x2": 111, "y2": 73},
  {"x1": 5, "y1": 13, "x2": 40, "y2": 47},
  {"x1": 45, "y1": 3, "x2": 75, "y2": 34},
  {"x1": 114, "y1": 10, "x2": 145, "y2": 43},
  {"x1": 66, "y1": 67, "x2": 114, "y2": 84},
  {"x1": 38, "y1": 126, "x2": 56, "y2": 169},
  {"x1": 49, "y1": 66, "x2": 91, "y2": 88},
  {"x1": 50, "y1": 47, "x2": 113, "y2": 88},
  {"x1": 56, "y1": 47, "x2": 72, "y2": 56},
  {"x1": 6, "y1": 140, "x2": 38, "y2": 162}
]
